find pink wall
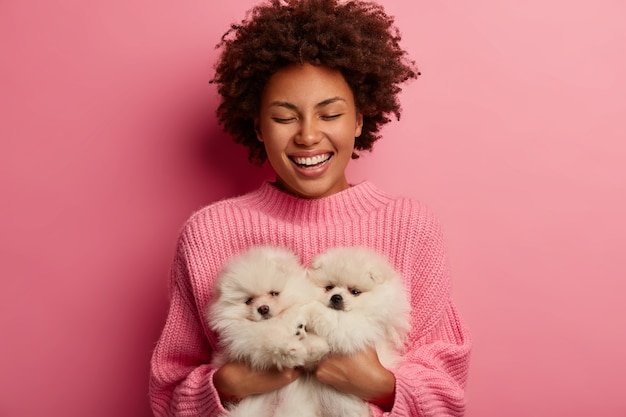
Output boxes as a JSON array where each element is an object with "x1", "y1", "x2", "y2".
[{"x1": 1, "y1": 1, "x2": 625, "y2": 416}]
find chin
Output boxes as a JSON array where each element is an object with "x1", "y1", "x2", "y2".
[
  {"x1": 305, "y1": 246, "x2": 412, "y2": 417},
  {"x1": 273, "y1": 169, "x2": 349, "y2": 199}
]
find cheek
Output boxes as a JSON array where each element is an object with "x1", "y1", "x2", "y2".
[
  {"x1": 263, "y1": 139, "x2": 284, "y2": 156},
  {"x1": 260, "y1": 128, "x2": 292, "y2": 157},
  {"x1": 331, "y1": 126, "x2": 358, "y2": 151},
  {"x1": 263, "y1": 146, "x2": 290, "y2": 176}
]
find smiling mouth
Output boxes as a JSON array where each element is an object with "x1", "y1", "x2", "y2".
[{"x1": 290, "y1": 154, "x2": 332, "y2": 168}]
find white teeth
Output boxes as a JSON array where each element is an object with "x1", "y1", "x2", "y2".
[{"x1": 293, "y1": 154, "x2": 330, "y2": 166}]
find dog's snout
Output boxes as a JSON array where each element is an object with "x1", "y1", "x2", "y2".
[
  {"x1": 330, "y1": 294, "x2": 344, "y2": 310},
  {"x1": 257, "y1": 305, "x2": 270, "y2": 316}
]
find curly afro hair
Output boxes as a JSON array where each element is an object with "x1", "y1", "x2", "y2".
[{"x1": 211, "y1": 0, "x2": 419, "y2": 165}]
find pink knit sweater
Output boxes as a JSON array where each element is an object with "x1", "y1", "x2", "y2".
[{"x1": 149, "y1": 181, "x2": 471, "y2": 416}]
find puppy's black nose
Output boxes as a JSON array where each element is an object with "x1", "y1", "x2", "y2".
[
  {"x1": 330, "y1": 294, "x2": 344, "y2": 310},
  {"x1": 257, "y1": 305, "x2": 270, "y2": 316}
]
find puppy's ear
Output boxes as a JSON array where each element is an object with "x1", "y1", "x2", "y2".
[
  {"x1": 367, "y1": 266, "x2": 389, "y2": 284},
  {"x1": 276, "y1": 263, "x2": 290, "y2": 274},
  {"x1": 309, "y1": 257, "x2": 323, "y2": 271}
]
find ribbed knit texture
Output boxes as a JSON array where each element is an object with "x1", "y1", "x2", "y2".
[{"x1": 149, "y1": 181, "x2": 471, "y2": 416}]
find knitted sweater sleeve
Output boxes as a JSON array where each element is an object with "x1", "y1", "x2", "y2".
[
  {"x1": 374, "y1": 207, "x2": 471, "y2": 417},
  {"x1": 149, "y1": 240, "x2": 227, "y2": 416}
]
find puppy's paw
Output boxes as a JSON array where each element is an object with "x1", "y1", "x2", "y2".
[
  {"x1": 271, "y1": 325, "x2": 309, "y2": 369},
  {"x1": 302, "y1": 334, "x2": 330, "y2": 369},
  {"x1": 294, "y1": 322, "x2": 307, "y2": 340},
  {"x1": 288, "y1": 319, "x2": 329, "y2": 369},
  {"x1": 306, "y1": 334, "x2": 330, "y2": 358}
]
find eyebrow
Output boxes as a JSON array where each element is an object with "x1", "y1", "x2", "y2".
[{"x1": 269, "y1": 96, "x2": 347, "y2": 110}]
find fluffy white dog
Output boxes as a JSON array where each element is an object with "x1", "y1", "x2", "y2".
[
  {"x1": 305, "y1": 246, "x2": 411, "y2": 417},
  {"x1": 206, "y1": 246, "x2": 329, "y2": 417}
]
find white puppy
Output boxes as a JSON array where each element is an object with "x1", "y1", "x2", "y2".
[
  {"x1": 206, "y1": 245, "x2": 329, "y2": 417},
  {"x1": 305, "y1": 246, "x2": 411, "y2": 417}
]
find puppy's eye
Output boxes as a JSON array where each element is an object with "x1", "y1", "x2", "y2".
[
  {"x1": 349, "y1": 288, "x2": 362, "y2": 296},
  {"x1": 325, "y1": 285, "x2": 335, "y2": 292},
  {"x1": 269, "y1": 291, "x2": 279, "y2": 297},
  {"x1": 245, "y1": 298, "x2": 253, "y2": 305}
]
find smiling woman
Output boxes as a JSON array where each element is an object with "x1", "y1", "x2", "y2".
[
  {"x1": 149, "y1": 1, "x2": 470, "y2": 416},
  {"x1": 255, "y1": 64, "x2": 363, "y2": 199}
]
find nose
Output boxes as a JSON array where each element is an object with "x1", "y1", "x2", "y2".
[
  {"x1": 257, "y1": 305, "x2": 270, "y2": 316},
  {"x1": 330, "y1": 294, "x2": 344, "y2": 310},
  {"x1": 295, "y1": 118, "x2": 321, "y2": 146}
]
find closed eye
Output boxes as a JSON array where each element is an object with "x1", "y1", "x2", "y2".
[
  {"x1": 272, "y1": 117, "x2": 296, "y2": 124},
  {"x1": 321, "y1": 114, "x2": 342, "y2": 121}
]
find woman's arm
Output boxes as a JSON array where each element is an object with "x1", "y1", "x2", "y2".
[
  {"x1": 383, "y1": 205, "x2": 471, "y2": 416},
  {"x1": 390, "y1": 301, "x2": 471, "y2": 416},
  {"x1": 149, "y1": 252, "x2": 226, "y2": 417},
  {"x1": 149, "y1": 284, "x2": 223, "y2": 415}
]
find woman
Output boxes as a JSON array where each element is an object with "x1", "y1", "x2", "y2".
[{"x1": 150, "y1": 1, "x2": 471, "y2": 415}]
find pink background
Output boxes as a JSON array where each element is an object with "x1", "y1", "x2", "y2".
[{"x1": 2, "y1": 1, "x2": 625, "y2": 416}]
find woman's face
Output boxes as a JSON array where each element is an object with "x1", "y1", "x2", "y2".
[{"x1": 255, "y1": 64, "x2": 363, "y2": 199}]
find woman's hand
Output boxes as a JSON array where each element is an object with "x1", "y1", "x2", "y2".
[
  {"x1": 213, "y1": 361, "x2": 303, "y2": 402},
  {"x1": 314, "y1": 347, "x2": 396, "y2": 411}
]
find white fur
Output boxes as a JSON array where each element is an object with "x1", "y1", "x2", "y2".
[
  {"x1": 206, "y1": 246, "x2": 329, "y2": 417},
  {"x1": 305, "y1": 246, "x2": 412, "y2": 417},
  {"x1": 206, "y1": 245, "x2": 410, "y2": 417}
]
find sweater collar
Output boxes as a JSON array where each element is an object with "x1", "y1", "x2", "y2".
[{"x1": 238, "y1": 181, "x2": 393, "y2": 224}]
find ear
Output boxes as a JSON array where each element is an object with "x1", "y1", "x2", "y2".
[
  {"x1": 354, "y1": 112, "x2": 363, "y2": 138},
  {"x1": 254, "y1": 117, "x2": 264, "y2": 142},
  {"x1": 368, "y1": 271, "x2": 383, "y2": 284},
  {"x1": 309, "y1": 255, "x2": 322, "y2": 270},
  {"x1": 367, "y1": 263, "x2": 391, "y2": 284}
]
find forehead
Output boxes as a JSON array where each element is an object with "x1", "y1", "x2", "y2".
[
  {"x1": 312, "y1": 267, "x2": 376, "y2": 290},
  {"x1": 261, "y1": 63, "x2": 355, "y2": 106}
]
